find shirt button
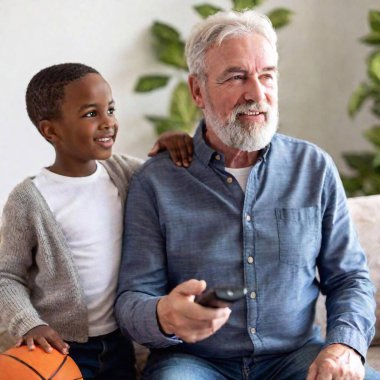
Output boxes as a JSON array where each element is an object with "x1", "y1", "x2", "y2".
[
  {"x1": 250, "y1": 327, "x2": 256, "y2": 334},
  {"x1": 226, "y1": 177, "x2": 233, "y2": 184},
  {"x1": 250, "y1": 291, "x2": 257, "y2": 299},
  {"x1": 246, "y1": 214, "x2": 251, "y2": 221},
  {"x1": 247, "y1": 256, "x2": 254, "y2": 264},
  {"x1": 215, "y1": 154, "x2": 221, "y2": 160}
]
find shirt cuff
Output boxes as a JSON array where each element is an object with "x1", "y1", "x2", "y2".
[
  {"x1": 325, "y1": 325, "x2": 369, "y2": 362},
  {"x1": 133, "y1": 296, "x2": 182, "y2": 348}
]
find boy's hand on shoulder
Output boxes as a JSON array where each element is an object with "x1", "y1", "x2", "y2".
[
  {"x1": 148, "y1": 131, "x2": 193, "y2": 168},
  {"x1": 16, "y1": 325, "x2": 70, "y2": 355}
]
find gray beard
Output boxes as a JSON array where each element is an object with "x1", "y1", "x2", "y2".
[{"x1": 205, "y1": 102, "x2": 279, "y2": 152}]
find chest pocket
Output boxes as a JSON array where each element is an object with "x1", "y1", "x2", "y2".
[{"x1": 275, "y1": 206, "x2": 321, "y2": 267}]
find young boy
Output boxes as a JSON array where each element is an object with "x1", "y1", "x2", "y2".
[{"x1": 0, "y1": 63, "x2": 192, "y2": 379}]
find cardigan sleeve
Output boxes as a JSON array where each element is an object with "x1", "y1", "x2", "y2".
[{"x1": 0, "y1": 183, "x2": 48, "y2": 337}]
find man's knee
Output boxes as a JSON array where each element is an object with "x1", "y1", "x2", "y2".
[{"x1": 142, "y1": 351, "x2": 226, "y2": 380}]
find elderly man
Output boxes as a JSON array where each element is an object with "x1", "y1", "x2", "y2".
[{"x1": 115, "y1": 10, "x2": 378, "y2": 380}]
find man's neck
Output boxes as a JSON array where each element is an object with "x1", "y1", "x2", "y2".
[{"x1": 204, "y1": 125, "x2": 260, "y2": 168}]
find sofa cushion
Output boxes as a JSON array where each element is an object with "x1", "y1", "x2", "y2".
[
  {"x1": 315, "y1": 195, "x2": 380, "y2": 346},
  {"x1": 347, "y1": 195, "x2": 380, "y2": 345}
]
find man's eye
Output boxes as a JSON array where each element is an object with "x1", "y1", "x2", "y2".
[
  {"x1": 261, "y1": 74, "x2": 274, "y2": 82},
  {"x1": 108, "y1": 107, "x2": 116, "y2": 115},
  {"x1": 230, "y1": 75, "x2": 245, "y2": 81},
  {"x1": 84, "y1": 110, "x2": 97, "y2": 118}
]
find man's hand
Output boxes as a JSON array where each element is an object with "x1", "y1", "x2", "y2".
[
  {"x1": 157, "y1": 279, "x2": 231, "y2": 343},
  {"x1": 16, "y1": 325, "x2": 70, "y2": 355},
  {"x1": 148, "y1": 131, "x2": 193, "y2": 168},
  {"x1": 306, "y1": 343, "x2": 364, "y2": 380}
]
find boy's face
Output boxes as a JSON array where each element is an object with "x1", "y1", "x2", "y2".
[{"x1": 44, "y1": 73, "x2": 118, "y2": 175}]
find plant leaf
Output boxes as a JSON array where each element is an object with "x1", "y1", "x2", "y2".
[
  {"x1": 369, "y1": 10, "x2": 380, "y2": 32},
  {"x1": 348, "y1": 83, "x2": 372, "y2": 117},
  {"x1": 146, "y1": 115, "x2": 188, "y2": 135},
  {"x1": 340, "y1": 176, "x2": 364, "y2": 197},
  {"x1": 360, "y1": 32, "x2": 380, "y2": 45},
  {"x1": 373, "y1": 150, "x2": 380, "y2": 168},
  {"x1": 368, "y1": 51, "x2": 380, "y2": 82},
  {"x1": 342, "y1": 153, "x2": 375, "y2": 172},
  {"x1": 154, "y1": 40, "x2": 187, "y2": 70},
  {"x1": 170, "y1": 82, "x2": 201, "y2": 129},
  {"x1": 152, "y1": 22, "x2": 181, "y2": 43},
  {"x1": 267, "y1": 8, "x2": 293, "y2": 29},
  {"x1": 134, "y1": 75, "x2": 170, "y2": 92},
  {"x1": 364, "y1": 125, "x2": 380, "y2": 147},
  {"x1": 372, "y1": 100, "x2": 380, "y2": 117},
  {"x1": 194, "y1": 4, "x2": 223, "y2": 18},
  {"x1": 232, "y1": 0, "x2": 263, "y2": 11}
]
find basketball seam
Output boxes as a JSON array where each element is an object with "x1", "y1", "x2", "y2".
[
  {"x1": 48, "y1": 355, "x2": 67, "y2": 380},
  {"x1": 0, "y1": 353, "x2": 46, "y2": 380}
]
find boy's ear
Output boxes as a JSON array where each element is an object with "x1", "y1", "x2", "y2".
[
  {"x1": 38, "y1": 120, "x2": 59, "y2": 144},
  {"x1": 188, "y1": 75, "x2": 205, "y2": 109}
]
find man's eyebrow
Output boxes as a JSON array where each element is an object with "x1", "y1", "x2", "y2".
[
  {"x1": 78, "y1": 100, "x2": 115, "y2": 112},
  {"x1": 217, "y1": 66, "x2": 278, "y2": 81},
  {"x1": 260, "y1": 66, "x2": 277, "y2": 73}
]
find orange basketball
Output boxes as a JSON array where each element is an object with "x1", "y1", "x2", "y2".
[{"x1": 0, "y1": 346, "x2": 83, "y2": 380}]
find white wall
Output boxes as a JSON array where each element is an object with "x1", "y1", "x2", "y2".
[{"x1": 1, "y1": 0, "x2": 378, "y2": 205}]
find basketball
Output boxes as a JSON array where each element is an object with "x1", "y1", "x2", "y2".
[{"x1": 0, "y1": 346, "x2": 83, "y2": 380}]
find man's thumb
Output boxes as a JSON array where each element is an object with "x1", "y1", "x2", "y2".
[{"x1": 176, "y1": 279, "x2": 207, "y2": 297}]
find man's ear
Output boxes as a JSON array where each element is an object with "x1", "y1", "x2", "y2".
[
  {"x1": 38, "y1": 120, "x2": 59, "y2": 144},
  {"x1": 188, "y1": 75, "x2": 205, "y2": 109}
]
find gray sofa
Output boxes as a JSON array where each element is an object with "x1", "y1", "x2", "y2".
[{"x1": 0, "y1": 195, "x2": 379, "y2": 373}]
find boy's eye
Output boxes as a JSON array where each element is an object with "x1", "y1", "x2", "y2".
[
  {"x1": 84, "y1": 110, "x2": 97, "y2": 118},
  {"x1": 108, "y1": 107, "x2": 116, "y2": 115}
]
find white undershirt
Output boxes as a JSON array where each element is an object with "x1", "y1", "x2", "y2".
[
  {"x1": 225, "y1": 166, "x2": 253, "y2": 193},
  {"x1": 33, "y1": 163, "x2": 122, "y2": 336}
]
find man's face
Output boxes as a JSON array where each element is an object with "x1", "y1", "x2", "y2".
[{"x1": 192, "y1": 33, "x2": 278, "y2": 152}]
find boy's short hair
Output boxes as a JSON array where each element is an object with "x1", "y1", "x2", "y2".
[{"x1": 26, "y1": 63, "x2": 99, "y2": 127}]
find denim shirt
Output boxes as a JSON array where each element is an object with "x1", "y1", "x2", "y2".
[{"x1": 116, "y1": 122, "x2": 376, "y2": 359}]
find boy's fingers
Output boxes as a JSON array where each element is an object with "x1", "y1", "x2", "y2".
[
  {"x1": 49, "y1": 337, "x2": 69, "y2": 355},
  {"x1": 148, "y1": 142, "x2": 159, "y2": 157},
  {"x1": 26, "y1": 337, "x2": 35, "y2": 351},
  {"x1": 15, "y1": 338, "x2": 23, "y2": 347},
  {"x1": 177, "y1": 138, "x2": 190, "y2": 168},
  {"x1": 167, "y1": 147, "x2": 182, "y2": 167},
  {"x1": 184, "y1": 135, "x2": 194, "y2": 160},
  {"x1": 35, "y1": 337, "x2": 52, "y2": 353}
]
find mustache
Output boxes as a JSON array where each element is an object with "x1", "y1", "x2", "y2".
[{"x1": 231, "y1": 101, "x2": 270, "y2": 121}]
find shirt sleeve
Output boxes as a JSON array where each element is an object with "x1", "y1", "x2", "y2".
[
  {"x1": 318, "y1": 158, "x2": 376, "y2": 359},
  {"x1": 0, "y1": 186, "x2": 48, "y2": 337},
  {"x1": 115, "y1": 173, "x2": 182, "y2": 348}
]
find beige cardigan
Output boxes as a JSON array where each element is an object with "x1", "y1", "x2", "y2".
[{"x1": 0, "y1": 154, "x2": 142, "y2": 342}]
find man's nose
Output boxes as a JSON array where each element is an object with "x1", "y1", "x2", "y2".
[{"x1": 243, "y1": 78, "x2": 265, "y2": 103}]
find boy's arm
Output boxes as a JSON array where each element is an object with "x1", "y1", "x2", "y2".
[
  {"x1": 0, "y1": 186, "x2": 48, "y2": 338},
  {"x1": 148, "y1": 131, "x2": 193, "y2": 167}
]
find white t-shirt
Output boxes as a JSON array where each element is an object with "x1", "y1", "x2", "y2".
[
  {"x1": 33, "y1": 163, "x2": 122, "y2": 336},
  {"x1": 225, "y1": 166, "x2": 253, "y2": 193}
]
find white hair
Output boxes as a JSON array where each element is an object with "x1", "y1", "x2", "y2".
[{"x1": 185, "y1": 10, "x2": 278, "y2": 80}]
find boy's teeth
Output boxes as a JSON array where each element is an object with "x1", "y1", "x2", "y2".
[{"x1": 98, "y1": 137, "x2": 111, "y2": 142}]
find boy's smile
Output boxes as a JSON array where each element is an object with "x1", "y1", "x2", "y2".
[{"x1": 40, "y1": 73, "x2": 118, "y2": 177}]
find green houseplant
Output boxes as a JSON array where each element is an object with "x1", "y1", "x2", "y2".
[
  {"x1": 342, "y1": 9, "x2": 380, "y2": 196},
  {"x1": 134, "y1": 0, "x2": 292, "y2": 135}
]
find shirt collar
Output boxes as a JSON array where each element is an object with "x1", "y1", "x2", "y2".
[{"x1": 193, "y1": 119, "x2": 272, "y2": 166}]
